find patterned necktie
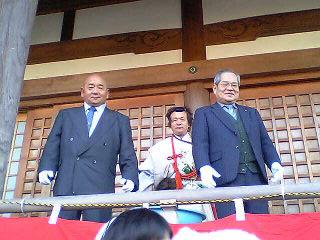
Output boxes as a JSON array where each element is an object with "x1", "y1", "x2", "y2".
[
  {"x1": 224, "y1": 105, "x2": 237, "y2": 120},
  {"x1": 86, "y1": 106, "x2": 97, "y2": 132}
]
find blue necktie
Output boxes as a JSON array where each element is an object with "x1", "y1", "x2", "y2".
[
  {"x1": 224, "y1": 105, "x2": 237, "y2": 120},
  {"x1": 86, "y1": 106, "x2": 97, "y2": 132}
]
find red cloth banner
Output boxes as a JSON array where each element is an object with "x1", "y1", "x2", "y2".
[
  {"x1": 0, "y1": 217, "x2": 102, "y2": 240},
  {"x1": 1, "y1": 213, "x2": 320, "y2": 240},
  {"x1": 171, "y1": 213, "x2": 320, "y2": 240}
]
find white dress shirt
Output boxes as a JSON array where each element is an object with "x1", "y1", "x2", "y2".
[{"x1": 84, "y1": 102, "x2": 106, "y2": 137}]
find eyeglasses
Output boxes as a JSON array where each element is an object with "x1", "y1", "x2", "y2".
[{"x1": 218, "y1": 81, "x2": 239, "y2": 89}]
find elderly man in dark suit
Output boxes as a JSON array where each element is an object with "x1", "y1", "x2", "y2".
[
  {"x1": 38, "y1": 73, "x2": 139, "y2": 222},
  {"x1": 192, "y1": 69, "x2": 284, "y2": 218}
]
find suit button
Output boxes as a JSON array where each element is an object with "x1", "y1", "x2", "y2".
[
  {"x1": 70, "y1": 137, "x2": 74, "y2": 141},
  {"x1": 93, "y1": 160, "x2": 97, "y2": 164},
  {"x1": 103, "y1": 143, "x2": 107, "y2": 146},
  {"x1": 235, "y1": 146, "x2": 239, "y2": 149},
  {"x1": 234, "y1": 132, "x2": 237, "y2": 135},
  {"x1": 77, "y1": 157, "x2": 80, "y2": 161},
  {"x1": 242, "y1": 140, "x2": 245, "y2": 143}
]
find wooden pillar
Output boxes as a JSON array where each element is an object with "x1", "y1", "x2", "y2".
[
  {"x1": 0, "y1": 0, "x2": 38, "y2": 198},
  {"x1": 184, "y1": 82, "x2": 210, "y2": 115},
  {"x1": 181, "y1": 0, "x2": 206, "y2": 62},
  {"x1": 181, "y1": 0, "x2": 207, "y2": 113}
]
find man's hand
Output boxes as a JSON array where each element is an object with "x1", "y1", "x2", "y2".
[
  {"x1": 120, "y1": 178, "x2": 134, "y2": 192},
  {"x1": 39, "y1": 170, "x2": 54, "y2": 185},
  {"x1": 200, "y1": 165, "x2": 221, "y2": 188},
  {"x1": 270, "y1": 162, "x2": 284, "y2": 183}
]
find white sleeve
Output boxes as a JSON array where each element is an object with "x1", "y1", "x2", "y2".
[{"x1": 138, "y1": 150, "x2": 155, "y2": 191}]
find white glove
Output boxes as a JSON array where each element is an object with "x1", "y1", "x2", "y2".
[
  {"x1": 200, "y1": 165, "x2": 221, "y2": 188},
  {"x1": 39, "y1": 170, "x2": 54, "y2": 185},
  {"x1": 270, "y1": 162, "x2": 284, "y2": 183},
  {"x1": 120, "y1": 178, "x2": 134, "y2": 192}
]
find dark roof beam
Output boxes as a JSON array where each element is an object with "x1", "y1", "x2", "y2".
[{"x1": 37, "y1": 0, "x2": 140, "y2": 15}]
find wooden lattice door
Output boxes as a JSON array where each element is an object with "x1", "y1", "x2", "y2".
[
  {"x1": 14, "y1": 93, "x2": 184, "y2": 216},
  {"x1": 14, "y1": 108, "x2": 54, "y2": 216},
  {"x1": 240, "y1": 82, "x2": 320, "y2": 214}
]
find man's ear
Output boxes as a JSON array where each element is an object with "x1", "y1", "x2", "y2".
[
  {"x1": 106, "y1": 89, "x2": 110, "y2": 99},
  {"x1": 212, "y1": 84, "x2": 217, "y2": 95},
  {"x1": 80, "y1": 87, "x2": 84, "y2": 97}
]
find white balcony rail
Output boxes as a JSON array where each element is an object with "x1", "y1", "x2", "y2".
[{"x1": 1, "y1": 183, "x2": 320, "y2": 213}]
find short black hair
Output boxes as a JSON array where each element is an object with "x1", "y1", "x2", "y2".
[
  {"x1": 103, "y1": 208, "x2": 172, "y2": 240},
  {"x1": 166, "y1": 106, "x2": 193, "y2": 127}
]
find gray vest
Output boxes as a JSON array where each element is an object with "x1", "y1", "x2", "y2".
[{"x1": 230, "y1": 110, "x2": 260, "y2": 174}]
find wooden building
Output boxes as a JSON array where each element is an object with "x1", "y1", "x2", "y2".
[{"x1": 2, "y1": 0, "x2": 320, "y2": 216}]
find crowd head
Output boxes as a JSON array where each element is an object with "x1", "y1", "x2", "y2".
[{"x1": 101, "y1": 208, "x2": 173, "y2": 240}]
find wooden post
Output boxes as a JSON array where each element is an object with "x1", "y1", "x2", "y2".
[
  {"x1": 181, "y1": 0, "x2": 206, "y2": 62},
  {"x1": 0, "y1": 0, "x2": 38, "y2": 198},
  {"x1": 184, "y1": 82, "x2": 210, "y2": 115}
]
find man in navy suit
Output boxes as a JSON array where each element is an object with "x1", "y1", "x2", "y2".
[
  {"x1": 38, "y1": 74, "x2": 139, "y2": 222},
  {"x1": 192, "y1": 69, "x2": 284, "y2": 218}
]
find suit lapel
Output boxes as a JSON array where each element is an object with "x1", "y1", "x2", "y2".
[
  {"x1": 78, "y1": 107, "x2": 117, "y2": 155},
  {"x1": 89, "y1": 108, "x2": 116, "y2": 143},
  {"x1": 211, "y1": 103, "x2": 235, "y2": 132},
  {"x1": 71, "y1": 107, "x2": 90, "y2": 155},
  {"x1": 73, "y1": 106, "x2": 89, "y2": 141}
]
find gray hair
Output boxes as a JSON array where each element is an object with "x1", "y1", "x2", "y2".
[{"x1": 213, "y1": 69, "x2": 241, "y2": 85}]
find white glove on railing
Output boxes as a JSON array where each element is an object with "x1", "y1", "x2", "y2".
[
  {"x1": 200, "y1": 165, "x2": 221, "y2": 188},
  {"x1": 270, "y1": 162, "x2": 284, "y2": 183},
  {"x1": 120, "y1": 178, "x2": 135, "y2": 192},
  {"x1": 39, "y1": 170, "x2": 54, "y2": 185}
]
